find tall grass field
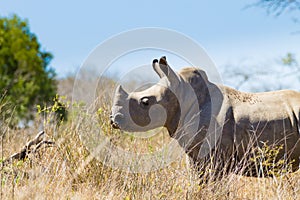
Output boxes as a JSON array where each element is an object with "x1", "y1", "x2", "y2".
[{"x1": 1, "y1": 77, "x2": 300, "y2": 200}]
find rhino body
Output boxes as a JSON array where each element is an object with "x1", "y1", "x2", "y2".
[{"x1": 110, "y1": 56, "x2": 300, "y2": 176}]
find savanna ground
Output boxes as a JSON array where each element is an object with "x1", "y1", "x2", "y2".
[{"x1": 1, "y1": 77, "x2": 300, "y2": 200}]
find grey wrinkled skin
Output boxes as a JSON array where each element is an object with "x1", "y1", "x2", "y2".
[{"x1": 110, "y1": 56, "x2": 300, "y2": 177}]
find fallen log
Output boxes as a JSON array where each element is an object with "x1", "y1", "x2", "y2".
[{"x1": 1, "y1": 131, "x2": 55, "y2": 167}]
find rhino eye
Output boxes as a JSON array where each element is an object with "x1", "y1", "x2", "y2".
[{"x1": 140, "y1": 97, "x2": 149, "y2": 107}]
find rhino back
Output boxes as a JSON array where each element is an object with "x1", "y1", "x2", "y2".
[{"x1": 225, "y1": 88, "x2": 300, "y2": 168}]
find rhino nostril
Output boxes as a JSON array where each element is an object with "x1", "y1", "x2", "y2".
[
  {"x1": 112, "y1": 122, "x2": 120, "y2": 129},
  {"x1": 110, "y1": 119, "x2": 120, "y2": 129}
]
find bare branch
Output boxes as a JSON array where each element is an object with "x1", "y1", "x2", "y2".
[{"x1": 254, "y1": 0, "x2": 300, "y2": 16}]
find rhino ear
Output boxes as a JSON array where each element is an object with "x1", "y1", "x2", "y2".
[
  {"x1": 152, "y1": 59, "x2": 164, "y2": 78},
  {"x1": 152, "y1": 56, "x2": 179, "y2": 85}
]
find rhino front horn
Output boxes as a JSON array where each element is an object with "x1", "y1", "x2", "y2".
[{"x1": 116, "y1": 85, "x2": 128, "y2": 97}]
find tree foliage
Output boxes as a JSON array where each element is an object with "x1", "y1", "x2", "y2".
[{"x1": 0, "y1": 15, "x2": 57, "y2": 126}]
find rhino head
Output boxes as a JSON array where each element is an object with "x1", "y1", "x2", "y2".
[
  {"x1": 110, "y1": 56, "x2": 183, "y2": 134},
  {"x1": 110, "y1": 56, "x2": 223, "y2": 161}
]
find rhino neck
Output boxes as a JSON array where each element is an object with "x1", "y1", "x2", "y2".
[
  {"x1": 165, "y1": 115, "x2": 180, "y2": 137},
  {"x1": 163, "y1": 88, "x2": 181, "y2": 137},
  {"x1": 171, "y1": 82, "x2": 224, "y2": 161},
  {"x1": 164, "y1": 79, "x2": 209, "y2": 134}
]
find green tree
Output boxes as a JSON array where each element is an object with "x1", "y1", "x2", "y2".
[{"x1": 0, "y1": 15, "x2": 57, "y2": 126}]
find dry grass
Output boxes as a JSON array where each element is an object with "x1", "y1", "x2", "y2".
[{"x1": 1, "y1": 78, "x2": 300, "y2": 199}]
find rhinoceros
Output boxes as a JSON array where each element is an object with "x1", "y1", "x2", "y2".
[{"x1": 110, "y1": 56, "x2": 300, "y2": 177}]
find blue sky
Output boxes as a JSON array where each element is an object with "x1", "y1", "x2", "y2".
[{"x1": 1, "y1": 0, "x2": 300, "y2": 77}]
